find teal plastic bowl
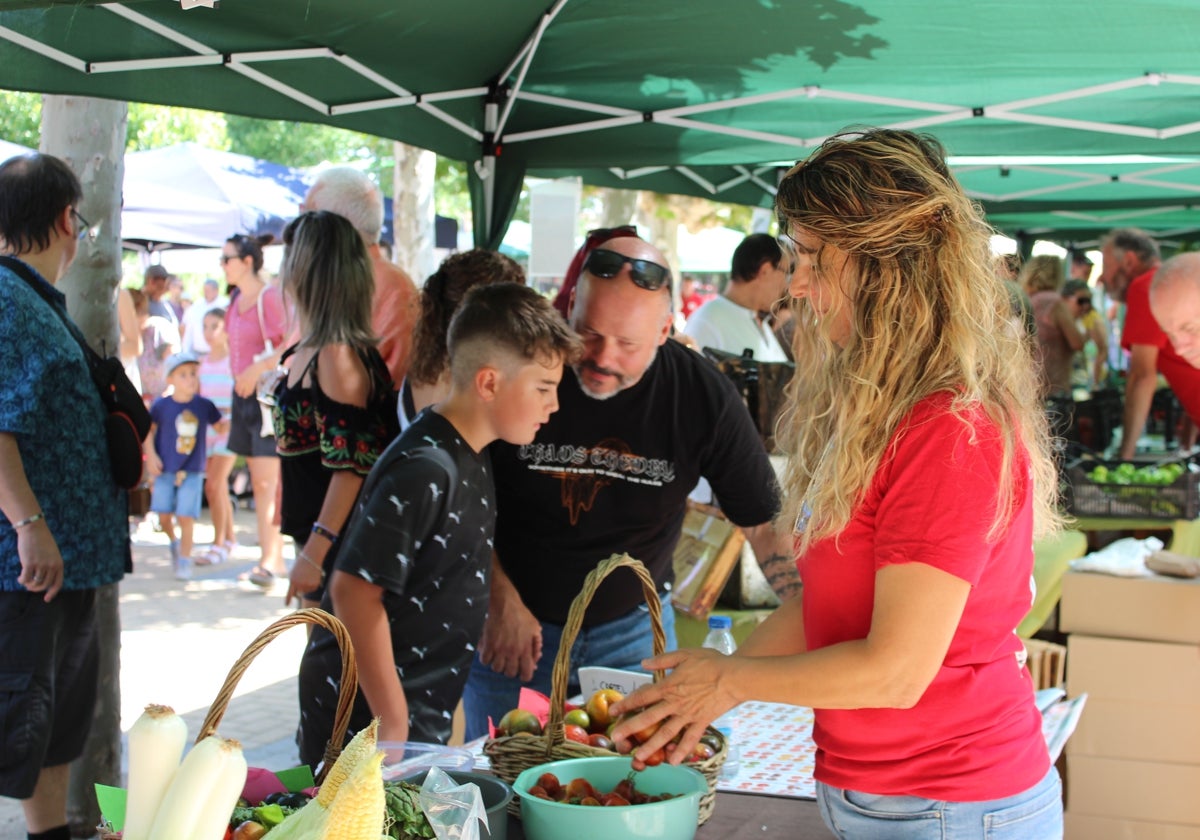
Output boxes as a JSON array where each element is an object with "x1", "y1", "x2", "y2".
[
  {"x1": 399, "y1": 769, "x2": 514, "y2": 840},
  {"x1": 512, "y1": 756, "x2": 706, "y2": 840}
]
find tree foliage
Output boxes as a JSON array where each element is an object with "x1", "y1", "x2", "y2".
[{"x1": 0, "y1": 89, "x2": 41, "y2": 147}]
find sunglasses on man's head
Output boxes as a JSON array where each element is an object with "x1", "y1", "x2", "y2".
[{"x1": 583, "y1": 248, "x2": 671, "y2": 291}]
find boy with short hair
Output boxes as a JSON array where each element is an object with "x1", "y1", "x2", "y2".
[
  {"x1": 297, "y1": 282, "x2": 582, "y2": 764},
  {"x1": 145, "y1": 352, "x2": 228, "y2": 579}
]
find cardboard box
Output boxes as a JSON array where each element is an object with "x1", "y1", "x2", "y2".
[
  {"x1": 1068, "y1": 755, "x2": 1200, "y2": 825},
  {"x1": 1067, "y1": 635, "x2": 1200, "y2": 703},
  {"x1": 1067, "y1": 696, "x2": 1200, "y2": 764},
  {"x1": 1066, "y1": 812, "x2": 1200, "y2": 840},
  {"x1": 1067, "y1": 635, "x2": 1200, "y2": 763},
  {"x1": 1061, "y1": 571, "x2": 1200, "y2": 644}
]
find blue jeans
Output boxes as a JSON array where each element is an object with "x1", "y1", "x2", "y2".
[
  {"x1": 816, "y1": 765, "x2": 1063, "y2": 840},
  {"x1": 462, "y1": 592, "x2": 676, "y2": 741}
]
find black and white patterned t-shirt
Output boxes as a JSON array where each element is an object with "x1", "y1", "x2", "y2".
[{"x1": 297, "y1": 409, "x2": 494, "y2": 763}]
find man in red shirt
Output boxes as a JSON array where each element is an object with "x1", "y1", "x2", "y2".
[
  {"x1": 1101, "y1": 228, "x2": 1200, "y2": 458},
  {"x1": 301, "y1": 167, "x2": 419, "y2": 385},
  {"x1": 1150, "y1": 253, "x2": 1200, "y2": 371}
]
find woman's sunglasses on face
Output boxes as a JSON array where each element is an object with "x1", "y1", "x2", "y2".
[{"x1": 583, "y1": 248, "x2": 671, "y2": 291}]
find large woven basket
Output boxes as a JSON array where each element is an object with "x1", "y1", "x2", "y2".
[
  {"x1": 483, "y1": 553, "x2": 726, "y2": 824},
  {"x1": 100, "y1": 608, "x2": 358, "y2": 839}
]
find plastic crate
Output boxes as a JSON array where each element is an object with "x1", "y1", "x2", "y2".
[{"x1": 1063, "y1": 456, "x2": 1200, "y2": 520}]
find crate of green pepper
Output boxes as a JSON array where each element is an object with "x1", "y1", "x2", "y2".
[{"x1": 1063, "y1": 456, "x2": 1200, "y2": 520}]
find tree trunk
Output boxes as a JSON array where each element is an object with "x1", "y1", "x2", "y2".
[
  {"x1": 598, "y1": 187, "x2": 639, "y2": 229},
  {"x1": 391, "y1": 141, "x2": 436, "y2": 284},
  {"x1": 40, "y1": 93, "x2": 127, "y2": 838}
]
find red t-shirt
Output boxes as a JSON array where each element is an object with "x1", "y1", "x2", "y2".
[
  {"x1": 1121, "y1": 267, "x2": 1200, "y2": 425},
  {"x1": 799, "y1": 394, "x2": 1049, "y2": 800}
]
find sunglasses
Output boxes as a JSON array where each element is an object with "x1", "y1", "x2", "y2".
[
  {"x1": 583, "y1": 248, "x2": 671, "y2": 291},
  {"x1": 219, "y1": 254, "x2": 240, "y2": 265},
  {"x1": 1075, "y1": 297, "x2": 1092, "y2": 306}
]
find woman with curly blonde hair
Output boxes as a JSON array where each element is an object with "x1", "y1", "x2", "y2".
[{"x1": 614, "y1": 129, "x2": 1063, "y2": 839}]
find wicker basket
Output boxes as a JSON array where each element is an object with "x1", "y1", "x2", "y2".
[
  {"x1": 99, "y1": 608, "x2": 358, "y2": 839},
  {"x1": 483, "y1": 553, "x2": 727, "y2": 825}
]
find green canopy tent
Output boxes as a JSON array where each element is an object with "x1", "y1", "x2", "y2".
[{"x1": 2, "y1": 0, "x2": 1200, "y2": 244}]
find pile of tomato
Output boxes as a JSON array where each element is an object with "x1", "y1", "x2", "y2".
[{"x1": 527, "y1": 772, "x2": 681, "y2": 807}]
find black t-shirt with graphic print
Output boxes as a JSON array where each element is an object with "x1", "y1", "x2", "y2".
[
  {"x1": 489, "y1": 338, "x2": 779, "y2": 627},
  {"x1": 297, "y1": 410, "x2": 494, "y2": 764}
]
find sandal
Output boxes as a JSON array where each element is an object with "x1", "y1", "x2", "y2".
[
  {"x1": 246, "y1": 565, "x2": 275, "y2": 588},
  {"x1": 193, "y1": 546, "x2": 229, "y2": 567}
]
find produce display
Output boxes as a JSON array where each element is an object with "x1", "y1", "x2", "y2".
[
  {"x1": 1077, "y1": 460, "x2": 1198, "y2": 519},
  {"x1": 495, "y1": 688, "x2": 719, "y2": 765},
  {"x1": 1087, "y1": 462, "x2": 1187, "y2": 486},
  {"x1": 244, "y1": 719, "x2": 385, "y2": 840},
  {"x1": 107, "y1": 704, "x2": 248, "y2": 840},
  {"x1": 526, "y1": 771, "x2": 682, "y2": 807}
]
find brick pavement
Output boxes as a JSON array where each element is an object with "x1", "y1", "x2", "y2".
[{"x1": 0, "y1": 509, "x2": 304, "y2": 839}]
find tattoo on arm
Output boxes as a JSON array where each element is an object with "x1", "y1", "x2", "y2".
[{"x1": 759, "y1": 552, "x2": 802, "y2": 600}]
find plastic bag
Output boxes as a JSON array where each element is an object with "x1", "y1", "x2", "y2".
[
  {"x1": 1070, "y1": 535, "x2": 1164, "y2": 577},
  {"x1": 418, "y1": 766, "x2": 488, "y2": 840}
]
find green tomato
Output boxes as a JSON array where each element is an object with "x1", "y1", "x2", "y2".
[{"x1": 564, "y1": 708, "x2": 591, "y2": 731}]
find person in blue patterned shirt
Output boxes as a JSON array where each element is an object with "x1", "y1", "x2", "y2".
[{"x1": 0, "y1": 153, "x2": 129, "y2": 840}]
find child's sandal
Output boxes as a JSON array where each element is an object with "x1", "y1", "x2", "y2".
[{"x1": 193, "y1": 546, "x2": 228, "y2": 567}]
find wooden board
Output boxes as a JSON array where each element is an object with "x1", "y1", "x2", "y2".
[{"x1": 672, "y1": 502, "x2": 747, "y2": 620}]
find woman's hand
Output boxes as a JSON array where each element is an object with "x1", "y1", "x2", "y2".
[
  {"x1": 610, "y1": 648, "x2": 741, "y2": 768},
  {"x1": 234, "y1": 364, "x2": 260, "y2": 398}
]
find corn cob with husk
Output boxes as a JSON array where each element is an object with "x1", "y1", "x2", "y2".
[
  {"x1": 266, "y1": 718, "x2": 381, "y2": 839},
  {"x1": 323, "y1": 749, "x2": 386, "y2": 840}
]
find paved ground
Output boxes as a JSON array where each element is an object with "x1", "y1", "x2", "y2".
[{"x1": 0, "y1": 508, "x2": 305, "y2": 839}]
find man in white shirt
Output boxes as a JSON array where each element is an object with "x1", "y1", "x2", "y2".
[
  {"x1": 684, "y1": 233, "x2": 790, "y2": 361},
  {"x1": 180, "y1": 278, "x2": 225, "y2": 354}
]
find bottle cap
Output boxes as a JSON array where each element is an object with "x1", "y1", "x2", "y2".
[{"x1": 707, "y1": 615, "x2": 733, "y2": 630}]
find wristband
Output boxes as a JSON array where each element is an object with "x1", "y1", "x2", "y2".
[
  {"x1": 311, "y1": 522, "x2": 338, "y2": 543},
  {"x1": 12, "y1": 512, "x2": 44, "y2": 530},
  {"x1": 298, "y1": 550, "x2": 326, "y2": 580}
]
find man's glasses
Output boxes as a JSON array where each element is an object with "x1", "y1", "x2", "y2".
[
  {"x1": 1076, "y1": 297, "x2": 1092, "y2": 307},
  {"x1": 71, "y1": 208, "x2": 97, "y2": 242},
  {"x1": 583, "y1": 248, "x2": 671, "y2": 291}
]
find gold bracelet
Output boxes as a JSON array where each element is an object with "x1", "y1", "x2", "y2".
[
  {"x1": 13, "y1": 512, "x2": 44, "y2": 529},
  {"x1": 297, "y1": 550, "x2": 326, "y2": 580}
]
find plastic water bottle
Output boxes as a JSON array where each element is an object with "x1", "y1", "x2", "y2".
[{"x1": 701, "y1": 615, "x2": 741, "y2": 780}]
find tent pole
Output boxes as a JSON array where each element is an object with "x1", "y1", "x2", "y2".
[{"x1": 483, "y1": 98, "x2": 498, "y2": 239}]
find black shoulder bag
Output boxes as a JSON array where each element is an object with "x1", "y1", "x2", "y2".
[{"x1": 1, "y1": 256, "x2": 152, "y2": 489}]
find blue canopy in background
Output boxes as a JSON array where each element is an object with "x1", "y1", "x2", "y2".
[{"x1": 0, "y1": 139, "x2": 457, "y2": 250}]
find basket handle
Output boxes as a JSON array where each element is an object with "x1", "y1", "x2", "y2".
[
  {"x1": 545, "y1": 554, "x2": 665, "y2": 739},
  {"x1": 196, "y1": 608, "x2": 357, "y2": 784}
]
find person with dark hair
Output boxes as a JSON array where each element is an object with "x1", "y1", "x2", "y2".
[
  {"x1": 296, "y1": 282, "x2": 581, "y2": 761},
  {"x1": 684, "y1": 232, "x2": 790, "y2": 361},
  {"x1": 142, "y1": 264, "x2": 178, "y2": 330},
  {"x1": 463, "y1": 235, "x2": 802, "y2": 740},
  {"x1": 270, "y1": 211, "x2": 399, "y2": 608},
  {"x1": 613, "y1": 129, "x2": 1063, "y2": 839},
  {"x1": 221, "y1": 232, "x2": 287, "y2": 586},
  {"x1": 0, "y1": 153, "x2": 128, "y2": 840},
  {"x1": 1061, "y1": 278, "x2": 1108, "y2": 389},
  {"x1": 400, "y1": 248, "x2": 526, "y2": 429}
]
